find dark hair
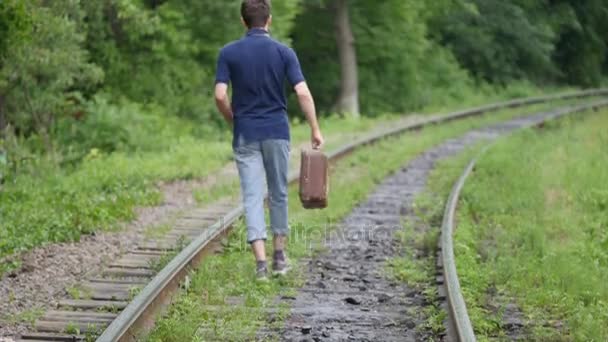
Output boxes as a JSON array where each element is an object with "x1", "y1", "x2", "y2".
[{"x1": 241, "y1": 0, "x2": 271, "y2": 28}]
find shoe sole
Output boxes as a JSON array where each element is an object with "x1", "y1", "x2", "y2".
[{"x1": 272, "y1": 265, "x2": 291, "y2": 277}]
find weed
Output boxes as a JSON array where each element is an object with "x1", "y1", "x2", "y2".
[
  {"x1": 84, "y1": 323, "x2": 103, "y2": 342},
  {"x1": 144, "y1": 223, "x2": 174, "y2": 239},
  {"x1": 64, "y1": 321, "x2": 80, "y2": 335},
  {"x1": 97, "y1": 304, "x2": 121, "y2": 314},
  {"x1": 3, "y1": 308, "x2": 44, "y2": 326},
  {"x1": 67, "y1": 285, "x2": 83, "y2": 300},
  {"x1": 128, "y1": 286, "x2": 142, "y2": 300},
  {"x1": 194, "y1": 180, "x2": 240, "y2": 205}
]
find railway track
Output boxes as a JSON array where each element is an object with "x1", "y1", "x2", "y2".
[
  {"x1": 437, "y1": 100, "x2": 608, "y2": 342},
  {"x1": 9, "y1": 90, "x2": 608, "y2": 342},
  {"x1": 259, "y1": 100, "x2": 608, "y2": 342}
]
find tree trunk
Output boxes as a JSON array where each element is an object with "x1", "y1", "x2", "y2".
[{"x1": 333, "y1": 0, "x2": 360, "y2": 117}]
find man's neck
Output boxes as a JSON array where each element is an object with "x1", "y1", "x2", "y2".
[{"x1": 249, "y1": 26, "x2": 269, "y2": 32}]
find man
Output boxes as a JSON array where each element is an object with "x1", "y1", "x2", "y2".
[{"x1": 214, "y1": 0, "x2": 324, "y2": 281}]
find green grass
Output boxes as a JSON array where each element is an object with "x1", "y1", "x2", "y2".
[
  {"x1": 144, "y1": 223, "x2": 176, "y2": 239},
  {"x1": 193, "y1": 179, "x2": 240, "y2": 205},
  {"x1": 144, "y1": 100, "x2": 575, "y2": 341},
  {"x1": 388, "y1": 217, "x2": 446, "y2": 339},
  {"x1": 66, "y1": 284, "x2": 92, "y2": 300},
  {"x1": 441, "y1": 110, "x2": 608, "y2": 341},
  {"x1": 2, "y1": 307, "x2": 44, "y2": 326}
]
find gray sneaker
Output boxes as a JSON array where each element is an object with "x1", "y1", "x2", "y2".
[
  {"x1": 273, "y1": 253, "x2": 290, "y2": 276},
  {"x1": 255, "y1": 266, "x2": 268, "y2": 282},
  {"x1": 255, "y1": 261, "x2": 268, "y2": 281}
]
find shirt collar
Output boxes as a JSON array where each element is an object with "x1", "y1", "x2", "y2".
[{"x1": 246, "y1": 28, "x2": 269, "y2": 37}]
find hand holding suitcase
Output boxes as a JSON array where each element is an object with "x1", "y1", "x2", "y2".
[{"x1": 299, "y1": 149, "x2": 329, "y2": 209}]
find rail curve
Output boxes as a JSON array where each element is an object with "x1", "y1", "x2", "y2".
[{"x1": 439, "y1": 99, "x2": 608, "y2": 342}]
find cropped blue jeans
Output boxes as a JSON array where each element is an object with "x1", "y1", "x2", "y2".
[{"x1": 234, "y1": 139, "x2": 290, "y2": 243}]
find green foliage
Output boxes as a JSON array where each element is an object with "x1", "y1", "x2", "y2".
[
  {"x1": 292, "y1": 0, "x2": 473, "y2": 115},
  {"x1": 435, "y1": 0, "x2": 557, "y2": 84},
  {"x1": 2, "y1": 0, "x2": 303, "y2": 154},
  {"x1": 0, "y1": 101, "x2": 233, "y2": 264},
  {"x1": 0, "y1": 0, "x2": 102, "y2": 141},
  {"x1": 432, "y1": 0, "x2": 608, "y2": 87},
  {"x1": 81, "y1": 0, "x2": 214, "y2": 123},
  {"x1": 0, "y1": 0, "x2": 30, "y2": 60},
  {"x1": 3, "y1": 307, "x2": 44, "y2": 325},
  {"x1": 53, "y1": 95, "x2": 207, "y2": 164},
  {"x1": 551, "y1": 0, "x2": 608, "y2": 86},
  {"x1": 78, "y1": 0, "x2": 302, "y2": 126},
  {"x1": 352, "y1": 0, "x2": 473, "y2": 112}
]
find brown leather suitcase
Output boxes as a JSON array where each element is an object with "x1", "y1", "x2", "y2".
[{"x1": 299, "y1": 149, "x2": 329, "y2": 209}]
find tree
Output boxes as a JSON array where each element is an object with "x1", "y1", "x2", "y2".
[
  {"x1": 0, "y1": 0, "x2": 102, "y2": 150},
  {"x1": 333, "y1": 0, "x2": 359, "y2": 117},
  {"x1": 79, "y1": 0, "x2": 302, "y2": 125},
  {"x1": 435, "y1": 0, "x2": 557, "y2": 84},
  {"x1": 293, "y1": 0, "x2": 470, "y2": 115},
  {"x1": 0, "y1": 0, "x2": 30, "y2": 134},
  {"x1": 550, "y1": 0, "x2": 608, "y2": 86}
]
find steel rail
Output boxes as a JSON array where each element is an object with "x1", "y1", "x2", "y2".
[
  {"x1": 440, "y1": 99, "x2": 608, "y2": 342},
  {"x1": 97, "y1": 89, "x2": 608, "y2": 342}
]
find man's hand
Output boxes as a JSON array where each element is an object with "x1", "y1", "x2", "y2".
[{"x1": 311, "y1": 128, "x2": 324, "y2": 150}]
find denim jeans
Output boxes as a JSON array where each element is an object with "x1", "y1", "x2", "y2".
[{"x1": 234, "y1": 139, "x2": 290, "y2": 243}]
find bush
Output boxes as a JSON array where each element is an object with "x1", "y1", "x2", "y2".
[{"x1": 54, "y1": 95, "x2": 211, "y2": 163}]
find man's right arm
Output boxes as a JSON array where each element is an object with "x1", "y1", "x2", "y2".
[
  {"x1": 286, "y1": 47, "x2": 324, "y2": 149},
  {"x1": 294, "y1": 82, "x2": 324, "y2": 149},
  {"x1": 215, "y1": 48, "x2": 233, "y2": 124},
  {"x1": 215, "y1": 83, "x2": 233, "y2": 124}
]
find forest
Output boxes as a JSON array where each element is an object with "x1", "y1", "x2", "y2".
[
  {"x1": 1, "y1": 0, "x2": 607, "y2": 168},
  {"x1": 0, "y1": 0, "x2": 607, "y2": 263}
]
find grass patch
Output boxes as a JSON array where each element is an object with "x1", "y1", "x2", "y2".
[
  {"x1": 144, "y1": 100, "x2": 573, "y2": 341},
  {"x1": 193, "y1": 179, "x2": 240, "y2": 205},
  {"x1": 2, "y1": 307, "x2": 44, "y2": 326},
  {"x1": 144, "y1": 223, "x2": 174, "y2": 239},
  {"x1": 148, "y1": 237, "x2": 188, "y2": 273},
  {"x1": 448, "y1": 110, "x2": 608, "y2": 340},
  {"x1": 66, "y1": 284, "x2": 92, "y2": 300}
]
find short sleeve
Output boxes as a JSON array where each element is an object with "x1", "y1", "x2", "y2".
[
  {"x1": 285, "y1": 48, "x2": 305, "y2": 87},
  {"x1": 215, "y1": 49, "x2": 230, "y2": 84}
]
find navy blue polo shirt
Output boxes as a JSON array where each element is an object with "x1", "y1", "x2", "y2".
[{"x1": 215, "y1": 28, "x2": 305, "y2": 148}]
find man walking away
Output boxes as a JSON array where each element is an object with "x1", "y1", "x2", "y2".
[{"x1": 214, "y1": 0, "x2": 324, "y2": 281}]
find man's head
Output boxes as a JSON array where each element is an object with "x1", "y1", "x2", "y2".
[{"x1": 241, "y1": 0, "x2": 272, "y2": 29}]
